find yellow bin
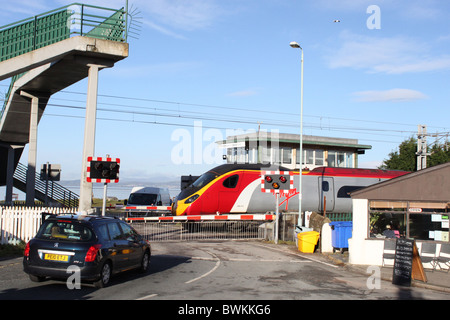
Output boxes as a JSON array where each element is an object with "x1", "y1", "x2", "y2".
[{"x1": 297, "y1": 231, "x2": 320, "y2": 253}]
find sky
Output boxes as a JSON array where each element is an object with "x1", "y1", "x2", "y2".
[{"x1": 1, "y1": 0, "x2": 450, "y2": 191}]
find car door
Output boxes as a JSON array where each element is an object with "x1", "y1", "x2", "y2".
[
  {"x1": 107, "y1": 222, "x2": 129, "y2": 271},
  {"x1": 119, "y1": 221, "x2": 142, "y2": 267}
]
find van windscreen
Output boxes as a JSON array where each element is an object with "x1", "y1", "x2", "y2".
[{"x1": 128, "y1": 193, "x2": 158, "y2": 205}]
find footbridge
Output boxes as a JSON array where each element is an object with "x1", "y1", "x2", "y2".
[{"x1": 0, "y1": 3, "x2": 129, "y2": 207}]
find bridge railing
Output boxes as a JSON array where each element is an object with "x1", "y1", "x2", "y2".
[
  {"x1": 13, "y1": 163, "x2": 79, "y2": 208},
  {"x1": 0, "y1": 3, "x2": 127, "y2": 62}
]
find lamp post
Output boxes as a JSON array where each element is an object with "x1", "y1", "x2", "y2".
[{"x1": 290, "y1": 41, "x2": 304, "y2": 228}]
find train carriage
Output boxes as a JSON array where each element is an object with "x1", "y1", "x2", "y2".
[{"x1": 172, "y1": 164, "x2": 409, "y2": 216}]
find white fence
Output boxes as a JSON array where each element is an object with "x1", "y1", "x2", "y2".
[{"x1": 0, "y1": 206, "x2": 77, "y2": 244}]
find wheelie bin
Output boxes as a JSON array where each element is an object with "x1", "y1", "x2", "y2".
[{"x1": 329, "y1": 221, "x2": 352, "y2": 253}]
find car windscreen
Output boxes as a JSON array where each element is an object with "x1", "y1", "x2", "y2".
[
  {"x1": 36, "y1": 220, "x2": 95, "y2": 242},
  {"x1": 128, "y1": 193, "x2": 158, "y2": 205}
]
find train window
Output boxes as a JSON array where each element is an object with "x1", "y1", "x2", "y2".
[
  {"x1": 223, "y1": 174, "x2": 239, "y2": 188},
  {"x1": 192, "y1": 172, "x2": 218, "y2": 188},
  {"x1": 337, "y1": 186, "x2": 364, "y2": 198},
  {"x1": 322, "y1": 181, "x2": 329, "y2": 192}
]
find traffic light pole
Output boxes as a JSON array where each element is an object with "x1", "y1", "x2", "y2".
[
  {"x1": 275, "y1": 193, "x2": 279, "y2": 244},
  {"x1": 101, "y1": 154, "x2": 110, "y2": 216},
  {"x1": 102, "y1": 182, "x2": 108, "y2": 216}
]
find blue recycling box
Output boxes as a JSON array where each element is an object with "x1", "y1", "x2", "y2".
[{"x1": 329, "y1": 221, "x2": 353, "y2": 250}]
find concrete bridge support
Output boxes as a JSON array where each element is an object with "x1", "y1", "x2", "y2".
[
  {"x1": 79, "y1": 63, "x2": 112, "y2": 213},
  {"x1": 20, "y1": 91, "x2": 39, "y2": 206}
]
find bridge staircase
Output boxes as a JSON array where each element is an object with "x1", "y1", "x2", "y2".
[
  {"x1": 0, "y1": 3, "x2": 129, "y2": 205},
  {"x1": 13, "y1": 163, "x2": 79, "y2": 207}
]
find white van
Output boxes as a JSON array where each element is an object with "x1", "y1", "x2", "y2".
[{"x1": 126, "y1": 187, "x2": 172, "y2": 207}]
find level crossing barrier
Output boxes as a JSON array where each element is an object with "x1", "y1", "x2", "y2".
[{"x1": 126, "y1": 214, "x2": 275, "y2": 242}]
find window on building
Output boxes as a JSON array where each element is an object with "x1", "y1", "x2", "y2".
[
  {"x1": 346, "y1": 153, "x2": 353, "y2": 168},
  {"x1": 368, "y1": 201, "x2": 449, "y2": 241},
  {"x1": 282, "y1": 147, "x2": 292, "y2": 165},
  {"x1": 306, "y1": 149, "x2": 314, "y2": 165},
  {"x1": 295, "y1": 148, "x2": 300, "y2": 165},
  {"x1": 327, "y1": 152, "x2": 336, "y2": 167},
  {"x1": 337, "y1": 152, "x2": 345, "y2": 167},
  {"x1": 261, "y1": 146, "x2": 271, "y2": 164},
  {"x1": 272, "y1": 148, "x2": 280, "y2": 164},
  {"x1": 327, "y1": 150, "x2": 354, "y2": 168},
  {"x1": 315, "y1": 150, "x2": 324, "y2": 165}
]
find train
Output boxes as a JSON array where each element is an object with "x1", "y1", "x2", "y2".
[{"x1": 172, "y1": 164, "x2": 409, "y2": 216}]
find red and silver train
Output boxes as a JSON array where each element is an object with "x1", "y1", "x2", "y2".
[{"x1": 172, "y1": 164, "x2": 409, "y2": 216}]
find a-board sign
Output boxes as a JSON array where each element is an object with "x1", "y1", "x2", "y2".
[
  {"x1": 392, "y1": 238, "x2": 427, "y2": 286},
  {"x1": 392, "y1": 238, "x2": 414, "y2": 286}
]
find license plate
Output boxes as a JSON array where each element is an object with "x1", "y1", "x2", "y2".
[{"x1": 44, "y1": 253, "x2": 69, "y2": 262}]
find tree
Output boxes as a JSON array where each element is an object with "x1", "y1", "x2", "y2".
[
  {"x1": 380, "y1": 136, "x2": 450, "y2": 171},
  {"x1": 428, "y1": 143, "x2": 450, "y2": 167},
  {"x1": 380, "y1": 137, "x2": 417, "y2": 171}
]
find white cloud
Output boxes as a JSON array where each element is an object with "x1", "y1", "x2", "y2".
[
  {"x1": 328, "y1": 31, "x2": 450, "y2": 74},
  {"x1": 352, "y1": 88, "x2": 428, "y2": 102},
  {"x1": 52, "y1": 0, "x2": 226, "y2": 38},
  {"x1": 138, "y1": 0, "x2": 224, "y2": 32}
]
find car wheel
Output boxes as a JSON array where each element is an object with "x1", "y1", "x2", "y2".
[
  {"x1": 139, "y1": 251, "x2": 150, "y2": 273},
  {"x1": 94, "y1": 261, "x2": 112, "y2": 288},
  {"x1": 29, "y1": 274, "x2": 45, "y2": 282}
]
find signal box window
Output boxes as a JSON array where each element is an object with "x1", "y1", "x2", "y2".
[{"x1": 223, "y1": 174, "x2": 239, "y2": 188}]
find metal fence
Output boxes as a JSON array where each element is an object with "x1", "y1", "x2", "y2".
[{"x1": 129, "y1": 220, "x2": 272, "y2": 242}]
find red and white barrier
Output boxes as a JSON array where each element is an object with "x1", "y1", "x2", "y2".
[
  {"x1": 126, "y1": 214, "x2": 275, "y2": 222},
  {"x1": 125, "y1": 206, "x2": 172, "y2": 211}
]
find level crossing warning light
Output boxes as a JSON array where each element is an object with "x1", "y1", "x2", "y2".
[
  {"x1": 87, "y1": 156, "x2": 120, "y2": 183},
  {"x1": 261, "y1": 170, "x2": 294, "y2": 194}
]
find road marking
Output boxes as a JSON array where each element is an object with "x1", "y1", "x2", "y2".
[
  {"x1": 225, "y1": 258, "x2": 313, "y2": 263},
  {"x1": 185, "y1": 251, "x2": 220, "y2": 284},
  {"x1": 136, "y1": 293, "x2": 158, "y2": 300}
]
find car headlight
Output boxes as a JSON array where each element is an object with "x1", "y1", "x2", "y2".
[{"x1": 184, "y1": 194, "x2": 199, "y2": 204}]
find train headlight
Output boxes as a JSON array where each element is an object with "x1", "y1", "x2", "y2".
[
  {"x1": 279, "y1": 176, "x2": 287, "y2": 183},
  {"x1": 184, "y1": 194, "x2": 199, "y2": 204},
  {"x1": 265, "y1": 176, "x2": 273, "y2": 183},
  {"x1": 272, "y1": 182, "x2": 280, "y2": 189}
]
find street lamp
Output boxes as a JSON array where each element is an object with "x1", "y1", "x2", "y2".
[{"x1": 290, "y1": 41, "x2": 304, "y2": 228}]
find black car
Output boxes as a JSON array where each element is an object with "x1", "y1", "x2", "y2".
[{"x1": 23, "y1": 214, "x2": 151, "y2": 288}]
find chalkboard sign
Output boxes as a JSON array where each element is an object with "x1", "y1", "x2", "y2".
[{"x1": 392, "y1": 238, "x2": 414, "y2": 286}]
